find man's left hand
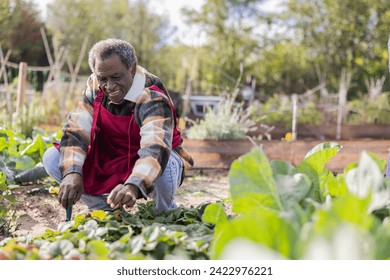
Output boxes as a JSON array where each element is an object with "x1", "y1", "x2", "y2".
[{"x1": 107, "y1": 184, "x2": 139, "y2": 210}]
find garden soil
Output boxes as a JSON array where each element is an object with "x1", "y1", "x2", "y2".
[{"x1": 5, "y1": 169, "x2": 229, "y2": 239}]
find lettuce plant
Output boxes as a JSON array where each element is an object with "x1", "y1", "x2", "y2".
[{"x1": 204, "y1": 142, "x2": 390, "y2": 260}]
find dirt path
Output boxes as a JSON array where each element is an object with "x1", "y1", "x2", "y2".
[{"x1": 7, "y1": 170, "x2": 229, "y2": 239}]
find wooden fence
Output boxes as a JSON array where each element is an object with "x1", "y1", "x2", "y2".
[{"x1": 0, "y1": 28, "x2": 89, "y2": 125}]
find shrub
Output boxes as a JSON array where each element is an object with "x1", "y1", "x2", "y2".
[
  {"x1": 346, "y1": 93, "x2": 390, "y2": 124},
  {"x1": 187, "y1": 94, "x2": 256, "y2": 140},
  {"x1": 250, "y1": 95, "x2": 322, "y2": 128}
]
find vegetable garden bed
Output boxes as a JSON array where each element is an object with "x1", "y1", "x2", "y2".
[
  {"x1": 1, "y1": 128, "x2": 390, "y2": 260},
  {"x1": 250, "y1": 124, "x2": 390, "y2": 140},
  {"x1": 183, "y1": 139, "x2": 390, "y2": 174}
]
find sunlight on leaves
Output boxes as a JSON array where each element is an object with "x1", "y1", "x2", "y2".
[
  {"x1": 303, "y1": 224, "x2": 374, "y2": 260},
  {"x1": 229, "y1": 147, "x2": 282, "y2": 213},
  {"x1": 220, "y1": 238, "x2": 285, "y2": 260},
  {"x1": 91, "y1": 210, "x2": 106, "y2": 221},
  {"x1": 346, "y1": 151, "x2": 383, "y2": 198}
]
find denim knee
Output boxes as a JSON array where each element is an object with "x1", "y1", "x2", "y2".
[
  {"x1": 152, "y1": 150, "x2": 184, "y2": 213},
  {"x1": 42, "y1": 146, "x2": 62, "y2": 183},
  {"x1": 80, "y1": 194, "x2": 114, "y2": 211}
]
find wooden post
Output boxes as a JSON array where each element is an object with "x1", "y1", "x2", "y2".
[
  {"x1": 336, "y1": 90, "x2": 344, "y2": 140},
  {"x1": 68, "y1": 36, "x2": 89, "y2": 94},
  {"x1": 336, "y1": 69, "x2": 351, "y2": 140},
  {"x1": 40, "y1": 27, "x2": 54, "y2": 66},
  {"x1": 15, "y1": 62, "x2": 28, "y2": 116},
  {"x1": 0, "y1": 46, "x2": 12, "y2": 124},
  {"x1": 182, "y1": 76, "x2": 192, "y2": 117},
  {"x1": 291, "y1": 94, "x2": 298, "y2": 141},
  {"x1": 0, "y1": 48, "x2": 12, "y2": 79}
]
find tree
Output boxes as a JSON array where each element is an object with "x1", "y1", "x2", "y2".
[
  {"x1": 0, "y1": 0, "x2": 48, "y2": 89},
  {"x1": 254, "y1": 42, "x2": 317, "y2": 95},
  {"x1": 0, "y1": 0, "x2": 47, "y2": 64},
  {"x1": 0, "y1": 0, "x2": 11, "y2": 40},
  {"x1": 46, "y1": 0, "x2": 169, "y2": 75},
  {"x1": 280, "y1": 0, "x2": 390, "y2": 95},
  {"x1": 183, "y1": 0, "x2": 265, "y2": 94}
]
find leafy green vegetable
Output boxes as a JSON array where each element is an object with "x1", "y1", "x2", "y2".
[
  {"x1": 0, "y1": 201, "x2": 214, "y2": 260},
  {"x1": 229, "y1": 147, "x2": 283, "y2": 213},
  {"x1": 204, "y1": 142, "x2": 390, "y2": 260}
]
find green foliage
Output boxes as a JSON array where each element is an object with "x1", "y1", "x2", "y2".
[
  {"x1": 250, "y1": 96, "x2": 293, "y2": 127},
  {"x1": 183, "y1": 0, "x2": 263, "y2": 92},
  {"x1": 2, "y1": 0, "x2": 390, "y2": 107},
  {"x1": 14, "y1": 100, "x2": 47, "y2": 139},
  {"x1": 0, "y1": 0, "x2": 11, "y2": 39},
  {"x1": 0, "y1": 127, "x2": 57, "y2": 237},
  {"x1": 0, "y1": 0, "x2": 46, "y2": 67},
  {"x1": 46, "y1": 0, "x2": 169, "y2": 75},
  {"x1": 180, "y1": 0, "x2": 390, "y2": 96},
  {"x1": 250, "y1": 91, "x2": 390, "y2": 127},
  {"x1": 0, "y1": 170, "x2": 21, "y2": 237},
  {"x1": 0, "y1": 126, "x2": 52, "y2": 173},
  {"x1": 0, "y1": 202, "x2": 215, "y2": 260},
  {"x1": 187, "y1": 94, "x2": 255, "y2": 140},
  {"x1": 281, "y1": 0, "x2": 390, "y2": 95},
  {"x1": 0, "y1": 170, "x2": 11, "y2": 235},
  {"x1": 347, "y1": 93, "x2": 390, "y2": 124},
  {"x1": 229, "y1": 147, "x2": 283, "y2": 213},
  {"x1": 205, "y1": 142, "x2": 390, "y2": 260},
  {"x1": 253, "y1": 42, "x2": 317, "y2": 96},
  {"x1": 250, "y1": 95, "x2": 322, "y2": 128},
  {"x1": 296, "y1": 142, "x2": 342, "y2": 202}
]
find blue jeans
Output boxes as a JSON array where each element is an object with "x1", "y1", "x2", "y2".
[{"x1": 42, "y1": 147, "x2": 184, "y2": 213}]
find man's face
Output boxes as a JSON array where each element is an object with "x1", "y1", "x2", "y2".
[{"x1": 95, "y1": 54, "x2": 135, "y2": 104}]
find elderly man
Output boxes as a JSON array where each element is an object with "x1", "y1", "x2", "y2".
[{"x1": 43, "y1": 38, "x2": 193, "y2": 213}]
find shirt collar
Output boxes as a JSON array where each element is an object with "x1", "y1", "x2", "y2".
[{"x1": 124, "y1": 65, "x2": 146, "y2": 102}]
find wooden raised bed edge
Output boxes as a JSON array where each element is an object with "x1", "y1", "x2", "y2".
[
  {"x1": 250, "y1": 123, "x2": 390, "y2": 140},
  {"x1": 182, "y1": 138, "x2": 390, "y2": 174}
]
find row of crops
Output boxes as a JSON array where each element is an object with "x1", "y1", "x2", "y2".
[{"x1": 1, "y1": 127, "x2": 390, "y2": 259}]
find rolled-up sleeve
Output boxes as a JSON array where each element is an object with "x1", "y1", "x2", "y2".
[
  {"x1": 59, "y1": 94, "x2": 93, "y2": 178},
  {"x1": 124, "y1": 88, "x2": 173, "y2": 197}
]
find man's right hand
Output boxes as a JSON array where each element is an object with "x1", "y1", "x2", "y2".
[{"x1": 58, "y1": 173, "x2": 84, "y2": 208}]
